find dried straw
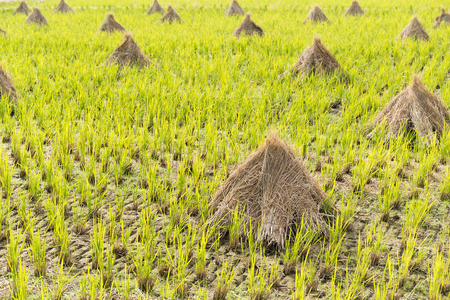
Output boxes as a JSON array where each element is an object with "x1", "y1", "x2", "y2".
[
  {"x1": 225, "y1": 0, "x2": 245, "y2": 16},
  {"x1": 209, "y1": 132, "x2": 332, "y2": 249},
  {"x1": 433, "y1": 7, "x2": 450, "y2": 28},
  {"x1": 99, "y1": 13, "x2": 126, "y2": 33},
  {"x1": 26, "y1": 8, "x2": 48, "y2": 26},
  {"x1": 104, "y1": 33, "x2": 150, "y2": 68},
  {"x1": 147, "y1": 0, "x2": 165, "y2": 15},
  {"x1": 343, "y1": 1, "x2": 364, "y2": 16},
  {"x1": 368, "y1": 75, "x2": 450, "y2": 142},
  {"x1": 397, "y1": 16, "x2": 429, "y2": 41},
  {"x1": 280, "y1": 37, "x2": 341, "y2": 79},
  {"x1": 304, "y1": 5, "x2": 329, "y2": 23},
  {"x1": 160, "y1": 6, "x2": 182, "y2": 23},
  {"x1": 232, "y1": 13, "x2": 264, "y2": 37}
]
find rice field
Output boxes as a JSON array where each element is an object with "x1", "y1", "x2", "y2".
[{"x1": 1, "y1": 0, "x2": 450, "y2": 299}]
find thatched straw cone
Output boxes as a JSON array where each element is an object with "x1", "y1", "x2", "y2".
[
  {"x1": 13, "y1": 1, "x2": 31, "y2": 15},
  {"x1": 225, "y1": 0, "x2": 245, "y2": 16},
  {"x1": 304, "y1": 5, "x2": 329, "y2": 23},
  {"x1": 343, "y1": 1, "x2": 364, "y2": 16},
  {"x1": 99, "y1": 13, "x2": 126, "y2": 33},
  {"x1": 0, "y1": 65, "x2": 18, "y2": 107},
  {"x1": 160, "y1": 6, "x2": 182, "y2": 23},
  {"x1": 433, "y1": 7, "x2": 450, "y2": 28},
  {"x1": 280, "y1": 37, "x2": 341, "y2": 79},
  {"x1": 104, "y1": 33, "x2": 151, "y2": 68},
  {"x1": 368, "y1": 75, "x2": 450, "y2": 142},
  {"x1": 26, "y1": 8, "x2": 48, "y2": 26},
  {"x1": 232, "y1": 13, "x2": 264, "y2": 37},
  {"x1": 209, "y1": 132, "x2": 332, "y2": 249},
  {"x1": 54, "y1": 0, "x2": 74, "y2": 13},
  {"x1": 147, "y1": 0, "x2": 165, "y2": 15},
  {"x1": 397, "y1": 16, "x2": 429, "y2": 41}
]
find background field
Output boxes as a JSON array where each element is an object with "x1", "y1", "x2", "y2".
[{"x1": 0, "y1": 0, "x2": 450, "y2": 299}]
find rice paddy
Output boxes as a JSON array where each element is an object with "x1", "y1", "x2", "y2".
[{"x1": 0, "y1": 0, "x2": 450, "y2": 299}]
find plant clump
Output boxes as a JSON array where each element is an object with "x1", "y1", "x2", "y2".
[
  {"x1": 25, "y1": 8, "x2": 48, "y2": 26},
  {"x1": 160, "y1": 6, "x2": 182, "y2": 23},
  {"x1": 280, "y1": 37, "x2": 342, "y2": 79},
  {"x1": 304, "y1": 5, "x2": 329, "y2": 23},
  {"x1": 232, "y1": 13, "x2": 264, "y2": 37},
  {"x1": 13, "y1": 1, "x2": 31, "y2": 15},
  {"x1": 99, "y1": 13, "x2": 126, "y2": 33},
  {"x1": 368, "y1": 75, "x2": 450, "y2": 142},
  {"x1": 103, "y1": 33, "x2": 151, "y2": 68},
  {"x1": 209, "y1": 132, "x2": 333, "y2": 249},
  {"x1": 397, "y1": 16, "x2": 429, "y2": 41},
  {"x1": 433, "y1": 7, "x2": 450, "y2": 28},
  {"x1": 54, "y1": 0, "x2": 74, "y2": 13},
  {"x1": 343, "y1": 1, "x2": 364, "y2": 16},
  {"x1": 225, "y1": 0, "x2": 245, "y2": 16},
  {"x1": 147, "y1": 0, "x2": 165, "y2": 15}
]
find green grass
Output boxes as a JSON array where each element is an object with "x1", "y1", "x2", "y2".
[{"x1": 0, "y1": 0, "x2": 450, "y2": 299}]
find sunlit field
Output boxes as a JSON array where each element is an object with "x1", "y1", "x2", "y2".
[{"x1": 0, "y1": 0, "x2": 450, "y2": 299}]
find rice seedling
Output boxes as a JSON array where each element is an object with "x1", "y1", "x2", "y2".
[
  {"x1": 10, "y1": 259, "x2": 29, "y2": 299},
  {"x1": 50, "y1": 262, "x2": 77, "y2": 300},
  {"x1": 292, "y1": 261, "x2": 310, "y2": 300},
  {"x1": 282, "y1": 219, "x2": 317, "y2": 275},
  {"x1": 228, "y1": 205, "x2": 244, "y2": 251},
  {"x1": 115, "y1": 265, "x2": 133, "y2": 300},
  {"x1": 133, "y1": 239, "x2": 158, "y2": 293},
  {"x1": 248, "y1": 247, "x2": 275, "y2": 300},
  {"x1": 213, "y1": 261, "x2": 236, "y2": 300},
  {"x1": 195, "y1": 228, "x2": 210, "y2": 282},
  {"x1": 7, "y1": 227, "x2": 25, "y2": 274},
  {"x1": 91, "y1": 217, "x2": 106, "y2": 271},
  {"x1": 28, "y1": 230, "x2": 47, "y2": 277}
]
